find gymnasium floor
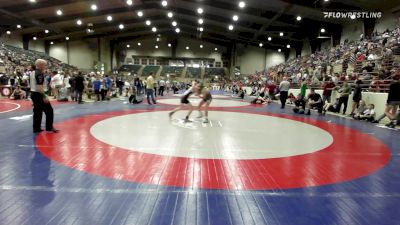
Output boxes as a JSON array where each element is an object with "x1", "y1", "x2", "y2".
[{"x1": 0, "y1": 92, "x2": 399, "y2": 225}]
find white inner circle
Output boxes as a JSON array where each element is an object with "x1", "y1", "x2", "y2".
[
  {"x1": 90, "y1": 111, "x2": 333, "y2": 159},
  {"x1": 159, "y1": 98, "x2": 250, "y2": 107},
  {"x1": 0, "y1": 102, "x2": 21, "y2": 114},
  {"x1": 172, "y1": 94, "x2": 231, "y2": 99}
]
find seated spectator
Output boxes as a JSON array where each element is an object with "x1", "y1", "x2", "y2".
[
  {"x1": 306, "y1": 89, "x2": 323, "y2": 115},
  {"x1": 322, "y1": 98, "x2": 340, "y2": 114},
  {"x1": 287, "y1": 93, "x2": 296, "y2": 104},
  {"x1": 293, "y1": 94, "x2": 306, "y2": 114},
  {"x1": 352, "y1": 100, "x2": 367, "y2": 117},
  {"x1": 9, "y1": 85, "x2": 25, "y2": 100},
  {"x1": 129, "y1": 87, "x2": 143, "y2": 104},
  {"x1": 354, "y1": 104, "x2": 375, "y2": 121}
]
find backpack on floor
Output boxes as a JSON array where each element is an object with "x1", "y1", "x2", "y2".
[{"x1": 58, "y1": 87, "x2": 68, "y2": 102}]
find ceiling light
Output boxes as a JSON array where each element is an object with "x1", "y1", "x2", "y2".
[
  {"x1": 76, "y1": 19, "x2": 82, "y2": 25},
  {"x1": 168, "y1": 43, "x2": 171, "y2": 47},
  {"x1": 56, "y1": 9, "x2": 63, "y2": 16},
  {"x1": 167, "y1": 12, "x2": 173, "y2": 18},
  {"x1": 280, "y1": 32, "x2": 284, "y2": 36},
  {"x1": 119, "y1": 24, "x2": 125, "y2": 30},
  {"x1": 238, "y1": 1, "x2": 246, "y2": 8},
  {"x1": 186, "y1": 46, "x2": 190, "y2": 50},
  {"x1": 197, "y1": 8, "x2": 203, "y2": 14},
  {"x1": 107, "y1": 15, "x2": 113, "y2": 21},
  {"x1": 199, "y1": 27, "x2": 204, "y2": 32},
  {"x1": 175, "y1": 28, "x2": 180, "y2": 33},
  {"x1": 350, "y1": 14, "x2": 356, "y2": 20},
  {"x1": 29, "y1": 0, "x2": 36, "y2": 2},
  {"x1": 233, "y1": 15, "x2": 239, "y2": 21},
  {"x1": 278, "y1": 49, "x2": 281, "y2": 52},
  {"x1": 215, "y1": 47, "x2": 218, "y2": 51},
  {"x1": 66, "y1": 37, "x2": 69, "y2": 40},
  {"x1": 152, "y1": 27, "x2": 157, "y2": 32},
  {"x1": 268, "y1": 37, "x2": 272, "y2": 41},
  {"x1": 137, "y1": 42, "x2": 141, "y2": 46},
  {"x1": 198, "y1": 18, "x2": 204, "y2": 24},
  {"x1": 156, "y1": 38, "x2": 160, "y2": 42},
  {"x1": 321, "y1": 28, "x2": 326, "y2": 33},
  {"x1": 200, "y1": 44, "x2": 203, "y2": 48},
  {"x1": 50, "y1": 41, "x2": 54, "y2": 45},
  {"x1": 6, "y1": 31, "x2": 11, "y2": 35},
  {"x1": 172, "y1": 21, "x2": 177, "y2": 26},
  {"x1": 17, "y1": 25, "x2": 21, "y2": 29},
  {"x1": 33, "y1": 36, "x2": 37, "y2": 40},
  {"x1": 259, "y1": 43, "x2": 263, "y2": 47},
  {"x1": 137, "y1": 11, "x2": 143, "y2": 17},
  {"x1": 127, "y1": 44, "x2": 130, "y2": 48},
  {"x1": 286, "y1": 44, "x2": 290, "y2": 48},
  {"x1": 155, "y1": 45, "x2": 159, "y2": 49},
  {"x1": 146, "y1": 20, "x2": 151, "y2": 26},
  {"x1": 161, "y1": 0, "x2": 167, "y2": 7},
  {"x1": 45, "y1": 29, "x2": 49, "y2": 34},
  {"x1": 91, "y1": 4, "x2": 97, "y2": 11},
  {"x1": 126, "y1": 0, "x2": 133, "y2": 5},
  {"x1": 228, "y1": 25, "x2": 234, "y2": 30},
  {"x1": 296, "y1": 16, "x2": 302, "y2": 21},
  {"x1": 324, "y1": 0, "x2": 329, "y2": 2}
]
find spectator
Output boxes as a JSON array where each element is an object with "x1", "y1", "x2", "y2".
[
  {"x1": 354, "y1": 103, "x2": 375, "y2": 121},
  {"x1": 306, "y1": 89, "x2": 323, "y2": 115},
  {"x1": 384, "y1": 76, "x2": 400, "y2": 128},
  {"x1": 350, "y1": 79, "x2": 363, "y2": 116},
  {"x1": 322, "y1": 77, "x2": 336, "y2": 103},
  {"x1": 335, "y1": 82, "x2": 352, "y2": 114},
  {"x1": 146, "y1": 73, "x2": 157, "y2": 105},
  {"x1": 75, "y1": 72, "x2": 85, "y2": 104}
]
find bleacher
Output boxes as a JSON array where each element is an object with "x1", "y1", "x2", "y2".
[
  {"x1": 161, "y1": 66, "x2": 184, "y2": 76},
  {"x1": 119, "y1": 65, "x2": 142, "y2": 75},
  {"x1": 0, "y1": 44, "x2": 77, "y2": 72},
  {"x1": 205, "y1": 67, "x2": 225, "y2": 77},
  {"x1": 186, "y1": 67, "x2": 201, "y2": 78},
  {"x1": 142, "y1": 65, "x2": 160, "y2": 76}
]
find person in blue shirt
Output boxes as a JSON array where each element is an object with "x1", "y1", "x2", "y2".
[{"x1": 92, "y1": 75, "x2": 102, "y2": 102}]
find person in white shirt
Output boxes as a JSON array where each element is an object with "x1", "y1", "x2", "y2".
[
  {"x1": 354, "y1": 104, "x2": 375, "y2": 121},
  {"x1": 50, "y1": 71, "x2": 63, "y2": 99},
  {"x1": 279, "y1": 77, "x2": 290, "y2": 109},
  {"x1": 158, "y1": 79, "x2": 166, "y2": 96}
]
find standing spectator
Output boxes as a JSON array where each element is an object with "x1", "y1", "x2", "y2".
[
  {"x1": 299, "y1": 79, "x2": 308, "y2": 99},
  {"x1": 69, "y1": 74, "x2": 76, "y2": 101},
  {"x1": 116, "y1": 76, "x2": 124, "y2": 96},
  {"x1": 146, "y1": 73, "x2": 157, "y2": 105},
  {"x1": 384, "y1": 76, "x2": 400, "y2": 128},
  {"x1": 63, "y1": 73, "x2": 71, "y2": 97},
  {"x1": 92, "y1": 75, "x2": 102, "y2": 102},
  {"x1": 30, "y1": 59, "x2": 58, "y2": 133},
  {"x1": 267, "y1": 81, "x2": 277, "y2": 100},
  {"x1": 350, "y1": 79, "x2": 363, "y2": 116},
  {"x1": 279, "y1": 77, "x2": 290, "y2": 109},
  {"x1": 158, "y1": 78, "x2": 166, "y2": 96},
  {"x1": 75, "y1": 72, "x2": 85, "y2": 104},
  {"x1": 335, "y1": 82, "x2": 352, "y2": 114},
  {"x1": 153, "y1": 80, "x2": 158, "y2": 97},
  {"x1": 104, "y1": 75, "x2": 112, "y2": 100},
  {"x1": 322, "y1": 77, "x2": 336, "y2": 103}
]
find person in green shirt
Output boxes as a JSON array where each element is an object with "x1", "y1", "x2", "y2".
[{"x1": 300, "y1": 79, "x2": 307, "y2": 99}]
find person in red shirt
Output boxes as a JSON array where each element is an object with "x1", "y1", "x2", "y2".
[
  {"x1": 267, "y1": 82, "x2": 277, "y2": 100},
  {"x1": 322, "y1": 78, "x2": 336, "y2": 103}
]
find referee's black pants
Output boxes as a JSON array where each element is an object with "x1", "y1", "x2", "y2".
[{"x1": 31, "y1": 92, "x2": 54, "y2": 132}]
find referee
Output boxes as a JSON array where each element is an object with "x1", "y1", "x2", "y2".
[{"x1": 30, "y1": 59, "x2": 59, "y2": 133}]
